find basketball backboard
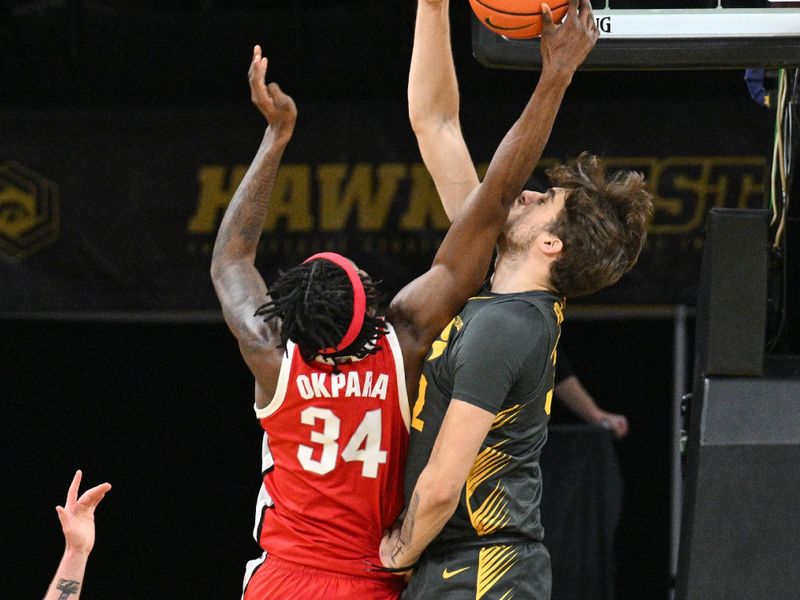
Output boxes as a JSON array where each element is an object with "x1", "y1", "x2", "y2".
[{"x1": 473, "y1": 1, "x2": 800, "y2": 70}]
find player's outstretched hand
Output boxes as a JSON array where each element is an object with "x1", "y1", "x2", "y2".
[
  {"x1": 56, "y1": 470, "x2": 112, "y2": 556},
  {"x1": 540, "y1": 0, "x2": 599, "y2": 80},
  {"x1": 248, "y1": 45, "x2": 297, "y2": 141}
]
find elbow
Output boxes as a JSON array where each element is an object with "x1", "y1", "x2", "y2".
[
  {"x1": 210, "y1": 253, "x2": 232, "y2": 286},
  {"x1": 408, "y1": 112, "x2": 435, "y2": 139},
  {"x1": 209, "y1": 259, "x2": 223, "y2": 283},
  {"x1": 408, "y1": 112, "x2": 456, "y2": 141},
  {"x1": 417, "y1": 470, "x2": 463, "y2": 513},
  {"x1": 408, "y1": 100, "x2": 434, "y2": 134},
  {"x1": 431, "y1": 486, "x2": 462, "y2": 513},
  {"x1": 210, "y1": 243, "x2": 223, "y2": 277}
]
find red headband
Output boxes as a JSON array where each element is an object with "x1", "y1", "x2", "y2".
[{"x1": 303, "y1": 252, "x2": 367, "y2": 355}]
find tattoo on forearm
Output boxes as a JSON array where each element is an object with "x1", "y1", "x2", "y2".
[
  {"x1": 392, "y1": 492, "x2": 420, "y2": 564},
  {"x1": 239, "y1": 219, "x2": 264, "y2": 245},
  {"x1": 215, "y1": 149, "x2": 284, "y2": 258},
  {"x1": 211, "y1": 135, "x2": 282, "y2": 261},
  {"x1": 56, "y1": 579, "x2": 80, "y2": 600}
]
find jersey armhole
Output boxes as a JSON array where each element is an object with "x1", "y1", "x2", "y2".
[
  {"x1": 254, "y1": 340, "x2": 295, "y2": 419},
  {"x1": 385, "y1": 322, "x2": 411, "y2": 432}
]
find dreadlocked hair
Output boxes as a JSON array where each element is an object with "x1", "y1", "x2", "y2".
[{"x1": 254, "y1": 259, "x2": 388, "y2": 362}]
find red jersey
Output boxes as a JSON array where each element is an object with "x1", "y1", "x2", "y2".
[{"x1": 251, "y1": 322, "x2": 410, "y2": 579}]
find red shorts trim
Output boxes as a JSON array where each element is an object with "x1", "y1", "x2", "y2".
[{"x1": 243, "y1": 555, "x2": 404, "y2": 600}]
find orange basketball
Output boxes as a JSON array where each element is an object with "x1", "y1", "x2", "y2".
[{"x1": 469, "y1": 0, "x2": 570, "y2": 39}]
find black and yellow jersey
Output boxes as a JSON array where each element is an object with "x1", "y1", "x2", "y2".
[{"x1": 404, "y1": 289, "x2": 563, "y2": 549}]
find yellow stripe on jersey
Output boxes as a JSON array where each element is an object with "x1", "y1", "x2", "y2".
[
  {"x1": 477, "y1": 545, "x2": 518, "y2": 600},
  {"x1": 428, "y1": 317, "x2": 456, "y2": 362},
  {"x1": 553, "y1": 300, "x2": 565, "y2": 325},
  {"x1": 550, "y1": 302, "x2": 564, "y2": 417},
  {"x1": 467, "y1": 441, "x2": 513, "y2": 535},
  {"x1": 411, "y1": 374, "x2": 428, "y2": 432},
  {"x1": 470, "y1": 481, "x2": 511, "y2": 535},
  {"x1": 491, "y1": 404, "x2": 523, "y2": 430},
  {"x1": 552, "y1": 299, "x2": 565, "y2": 362},
  {"x1": 467, "y1": 441, "x2": 511, "y2": 493}
]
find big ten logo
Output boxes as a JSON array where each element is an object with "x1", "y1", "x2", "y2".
[{"x1": 0, "y1": 162, "x2": 60, "y2": 261}]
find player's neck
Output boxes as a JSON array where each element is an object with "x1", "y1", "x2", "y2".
[{"x1": 490, "y1": 251, "x2": 554, "y2": 294}]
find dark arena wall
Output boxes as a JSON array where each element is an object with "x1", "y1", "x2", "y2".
[{"x1": 3, "y1": 317, "x2": 674, "y2": 599}]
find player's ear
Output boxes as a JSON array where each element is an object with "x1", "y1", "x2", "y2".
[{"x1": 538, "y1": 233, "x2": 562, "y2": 258}]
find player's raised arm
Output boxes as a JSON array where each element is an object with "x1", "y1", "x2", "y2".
[
  {"x1": 408, "y1": 0, "x2": 480, "y2": 219},
  {"x1": 390, "y1": 0, "x2": 599, "y2": 363},
  {"x1": 210, "y1": 46, "x2": 296, "y2": 399},
  {"x1": 43, "y1": 471, "x2": 111, "y2": 600}
]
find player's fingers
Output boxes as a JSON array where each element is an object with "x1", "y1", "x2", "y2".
[
  {"x1": 267, "y1": 81, "x2": 286, "y2": 104},
  {"x1": 579, "y1": 0, "x2": 594, "y2": 26},
  {"x1": 388, "y1": 526, "x2": 401, "y2": 545},
  {"x1": 541, "y1": 3, "x2": 556, "y2": 34},
  {"x1": 249, "y1": 48, "x2": 267, "y2": 83},
  {"x1": 568, "y1": 0, "x2": 579, "y2": 19},
  {"x1": 248, "y1": 46, "x2": 259, "y2": 74},
  {"x1": 253, "y1": 58, "x2": 267, "y2": 80},
  {"x1": 78, "y1": 482, "x2": 112, "y2": 510},
  {"x1": 65, "y1": 470, "x2": 82, "y2": 507}
]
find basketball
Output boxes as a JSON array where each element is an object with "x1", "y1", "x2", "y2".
[{"x1": 469, "y1": 0, "x2": 570, "y2": 39}]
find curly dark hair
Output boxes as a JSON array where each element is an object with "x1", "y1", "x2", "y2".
[
  {"x1": 254, "y1": 259, "x2": 388, "y2": 362},
  {"x1": 546, "y1": 153, "x2": 654, "y2": 298}
]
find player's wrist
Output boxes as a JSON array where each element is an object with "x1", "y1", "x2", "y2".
[
  {"x1": 265, "y1": 124, "x2": 293, "y2": 146},
  {"x1": 385, "y1": 554, "x2": 421, "y2": 573},
  {"x1": 538, "y1": 67, "x2": 574, "y2": 89},
  {"x1": 63, "y1": 544, "x2": 92, "y2": 560},
  {"x1": 589, "y1": 410, "x2": 608, "y2": 424}
]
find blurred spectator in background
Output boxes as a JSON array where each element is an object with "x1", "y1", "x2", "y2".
[{"x1": 555, "y1": 352, "x2": 629, "y2": 438}]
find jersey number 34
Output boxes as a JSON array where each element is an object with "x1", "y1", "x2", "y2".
[{"x1": 297, "y1": 407, "x2": 387, "y2": 479}]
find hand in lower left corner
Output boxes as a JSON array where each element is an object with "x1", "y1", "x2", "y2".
[{"x1": 56, "y1": 470, "x2": 112, "y2": 555}]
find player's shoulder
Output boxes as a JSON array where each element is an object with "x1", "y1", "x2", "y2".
[
  {"x1": 470, "y1": 292, "x2": 557, "y2": 327},
  {"x1": 458, "y1": 300, "x2": 544, "y2": 349}
]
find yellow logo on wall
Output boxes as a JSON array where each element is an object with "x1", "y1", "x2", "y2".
[{"x1": 0, "y1": 162, "x2": 60, "y2": 260}]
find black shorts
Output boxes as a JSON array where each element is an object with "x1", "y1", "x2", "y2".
[{"x1": 402, "y1": 541, "x2": 551, "y2": 600}]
